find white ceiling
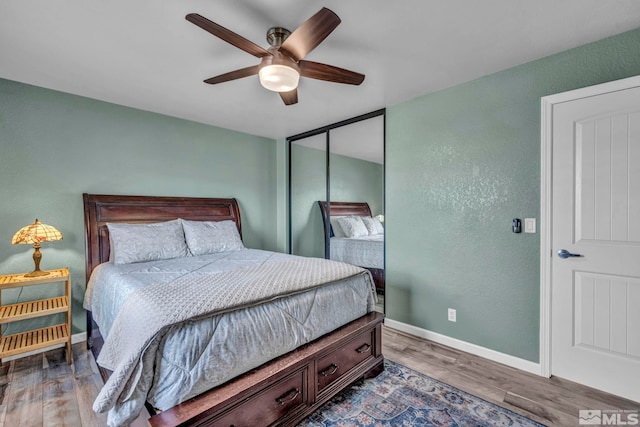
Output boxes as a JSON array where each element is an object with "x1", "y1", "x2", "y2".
[
  {"x1": 2, "y1": 1, "x2": 640, "y2": 141},
  {"x1": 292, "y1": 115, "x2": 384, "y2": 164}
]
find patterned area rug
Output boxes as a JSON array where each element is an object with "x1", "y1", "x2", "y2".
[{"x1": 299, "y1": 360, "x2": 545, "y2": 427}]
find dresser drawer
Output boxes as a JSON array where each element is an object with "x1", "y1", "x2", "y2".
[
  {"x1": 211, "y1": 366, "x2": 308, "y2": 427},
  {"x1": 317, "y1": 329, "x2": 374, "y2": 392}
]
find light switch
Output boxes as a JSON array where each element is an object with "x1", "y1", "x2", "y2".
[{"x1": 524, "y1": 218, "x2": 536, "y2": 233}]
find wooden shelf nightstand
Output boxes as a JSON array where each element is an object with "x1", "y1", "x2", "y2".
[{"x1": 0, "y1": 268, "x2": 72, "y2": 364}]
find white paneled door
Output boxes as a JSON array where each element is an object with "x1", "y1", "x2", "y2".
[{"x1": 550, "y1": 79, "x2": 640, "y2": 402}]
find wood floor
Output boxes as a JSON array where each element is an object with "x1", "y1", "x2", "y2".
[
  {"x1": 0, "y1": 343, "x2": 149, "y2": 427},
  {"x1": 0, "y1": 327, "x2": 637, "y2": 426},
  {"x1": 382, "y1": 327, "x2": 640, "y2": 426}
]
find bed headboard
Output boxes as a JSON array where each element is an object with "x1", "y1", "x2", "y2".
[
  {"x1": 317, "y1": 201, "x2": 373, "y2": 258},
  {"x1": 317, "y1": 201, "x2": 373, "y2": 220},
  {"x1": 83, "y1": 193, "x2": 242, "y2": 284}
]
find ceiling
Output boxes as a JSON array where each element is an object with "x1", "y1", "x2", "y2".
[
  {"x1": 2, "y1": 1, "x2": 640, "y2": 140},
  {"x1": 292, "y1": 115, "x2": 384, "y2": 164}
]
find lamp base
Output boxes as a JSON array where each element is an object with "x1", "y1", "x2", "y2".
[
  {"x1": 24, "y1": 242, "x2": 49, "y2": 277},
  {"x1": 23, "y1": 270, "x2": 50, "y2": 277}
]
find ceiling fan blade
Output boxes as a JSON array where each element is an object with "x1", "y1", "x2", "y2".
[
  {"x1": 186, "y1": 13, "x2": 271, "y2": 59},
  {"x1": 279, "y1": 8, "x2": 340, "y2": 62},
  {"x1": 299, "y1": 60, "x2": 365, "y2": 85},
  {"x1": 204, "y1": 65, "x2": 260, "y2": 84},
  {"x1": 279, "y1": 88, "x2": 298, "y2": 105}
]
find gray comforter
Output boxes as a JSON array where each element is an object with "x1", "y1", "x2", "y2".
[{"x1": 84, "y1": 249, "x2": 376, "y2": 426}]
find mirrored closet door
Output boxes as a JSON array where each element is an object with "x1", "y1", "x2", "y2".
[{"x1": 288, "y1": 110, "x2": 385, "y2": 313}]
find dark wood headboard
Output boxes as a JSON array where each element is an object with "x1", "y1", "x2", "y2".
[
  {"x1": 318, "y1": 201, "x2": 373, "y2": 238},
  {"x1": 317, "y1": 201, "x2": 373, "y2": 258},
  {"x1": 318, "y1": 201, "x2": 373, "y2": 220},
  {"x1": 83, "y1": 194, "x2": 242, "y2": 284}
]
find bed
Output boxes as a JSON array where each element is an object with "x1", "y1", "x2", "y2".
[
  {"x1": 83, "y1": 194, "x2": 384, "y2": 427},
  {"x1": 318, "y1": 201, "x2": 385, "y2": 294}
]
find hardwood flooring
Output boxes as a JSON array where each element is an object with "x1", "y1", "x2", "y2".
[
  {"x1": 0, "y1": 343, "x2": 148, "y2": 427},
  {"x1": 382, "y1": 327, "x2": 640, "y2": 426},
  {"x1": 0, "y1": 328, "x2": 637, "y2": 426}
]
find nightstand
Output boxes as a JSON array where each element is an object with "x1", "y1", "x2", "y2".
[{"x1": 0, "y1": 268, "x2": 72, "y2": 364}]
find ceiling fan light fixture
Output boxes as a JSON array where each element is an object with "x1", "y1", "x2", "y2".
[
  {"x1": 259, "y1": 64, "x2": 300, "y2": 92},
  {"x1": 187, "y1": 8, "x2": 363, "y2": 105}
]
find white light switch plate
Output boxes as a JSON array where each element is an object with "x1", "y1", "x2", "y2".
[{"x1": 524, "y1": 218, "x2": 536, "y2": 233}]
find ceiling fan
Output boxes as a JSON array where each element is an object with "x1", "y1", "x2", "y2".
[{"x1": 185, "y1": 8, "x2": 365, "y2": 106}]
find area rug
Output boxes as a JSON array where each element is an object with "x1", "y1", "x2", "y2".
[{"x1": 298, "y1": 360, "x2": 546, "y2": 427}]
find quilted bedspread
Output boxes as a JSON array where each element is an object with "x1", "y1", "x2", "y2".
[{"x1": 89, "y1": 252, "x2": 373, "y2": 426}]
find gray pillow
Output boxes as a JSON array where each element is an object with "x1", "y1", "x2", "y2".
[
  {"x1": 330, "y1": 216, "x2": 347, "y2": 238},
  {"x1": 107, "y1": 219, "x2": 188, "y2": 264},
  {"x1": 336, "y1": 216, "x2": 369, "y2": 238},
  {"x1": 182, "y1": 219, "x2": 244, "y2": 255},
  {"x1": 361, "y1": 216, "x2": 384, "y2": 235}
]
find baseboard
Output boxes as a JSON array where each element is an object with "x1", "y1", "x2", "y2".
[
  {"x1": 384, "y1": 318, "x2": 542, "y2": 375},
  {"x1": 1, "y1": 332, "x2": 87, "y2": 363},
  {"x1": 72, "y1": 331, "x2": 87, "y2": 344}
]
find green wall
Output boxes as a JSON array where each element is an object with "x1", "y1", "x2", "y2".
[
  {"x1": 0, "y1": 78, "x2": 277, "y2": 336},
  {"x1": 385, "y1": 27, "x2": 640, "y2": 362},
  {"x1": 330, "y1": 152, "x2": 384, "y2": 219},
  {"x1": 290, "y1": 143, "x2": 326, "y2": 258},
  {"x1": 290, "y1": 143, "x2": 383, "y2": 258}
]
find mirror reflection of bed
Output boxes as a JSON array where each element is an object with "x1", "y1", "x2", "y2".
[
  {"x1": 288, "y1": 111, "x2": 385, "y2": 313},
  {"x1": 318, "y1": 201, "x2": 384, "y2": 312}
]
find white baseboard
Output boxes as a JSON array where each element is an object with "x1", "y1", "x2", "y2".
[
  {"x1": 72, "y1": 331, "x2": 87, "y2": 344},
  {"x1": 384, "y1": 318, "x2": 542, "y2": 376},
  {"x1": 1, "y1": 332, "x2": 87, "y2": 363}
]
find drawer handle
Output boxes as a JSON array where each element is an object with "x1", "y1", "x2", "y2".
[
  {"x1": 319, "y1": 363, "x2": 339, "y2": 377},
  {"x1": 275, "y1": 388, "x2": 300, "y2": 405},
  {"x1": 355, "y1": 343, "x2": 371, "y2": 354}
]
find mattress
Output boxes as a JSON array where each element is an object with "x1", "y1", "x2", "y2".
[
  {"x1": 84, "y1": 249, "x2": 376, "y2": 426},
  {"x1": 330, "y1": 234, "x2": 384, "y2": 269}
]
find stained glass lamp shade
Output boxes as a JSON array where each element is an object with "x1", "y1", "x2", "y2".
[{"x1": 11, "y1": 219, "x2": 63, "y2": 277}]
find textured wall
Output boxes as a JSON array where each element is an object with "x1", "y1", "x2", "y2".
[
  {"x1": 0, "y1": 78, "x2": 277, "y2": 335},
  {"x1": 385, "y1": 27, "x2": 640, "y2": 362}
]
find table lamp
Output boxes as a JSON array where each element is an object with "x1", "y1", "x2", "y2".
[{"x1": 11, "y1": 219, "x2": 63, "y2": 277}]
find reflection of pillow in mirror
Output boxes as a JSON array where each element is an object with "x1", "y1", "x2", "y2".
[
  {"x1": 182, "y1": 219, "x2": 244, "y2": 255},
  {"x1": 336, "y1": 216, "x2": 369, "y2": 238},
  {"x1": 107, "y1": 219, "x2": 188, "y2": 265},
  {"x1": 330, "y1": 216, "x2": 347, "y2": 238},
  {"x1": 361, "y1": 216, "x2": 384, "y2": 235}
]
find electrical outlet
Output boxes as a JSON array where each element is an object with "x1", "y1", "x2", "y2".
[{"x1": 448, "y1": 308, "x2": 456, "y2": 322}]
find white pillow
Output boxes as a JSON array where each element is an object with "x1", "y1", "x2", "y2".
[
  {"x1": 107, "y1": 219, "x2": 188, "y2": 265},
  {"x1": 182, "y1": 219, "x2": 244, "y2": 255},
  {"x1": 329, "y1": 216, "x2": 347, "y2": 238},
  {"x1": 336, "y1": 216, "x2": 369, "y2": 238},
  {"x1": 361, "y1": 216, "x2": 384, "y2": 235}
]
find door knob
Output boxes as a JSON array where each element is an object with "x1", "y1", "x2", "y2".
[{"x1": 557, "y1": 249, "x2": 582, "y2": 259}]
